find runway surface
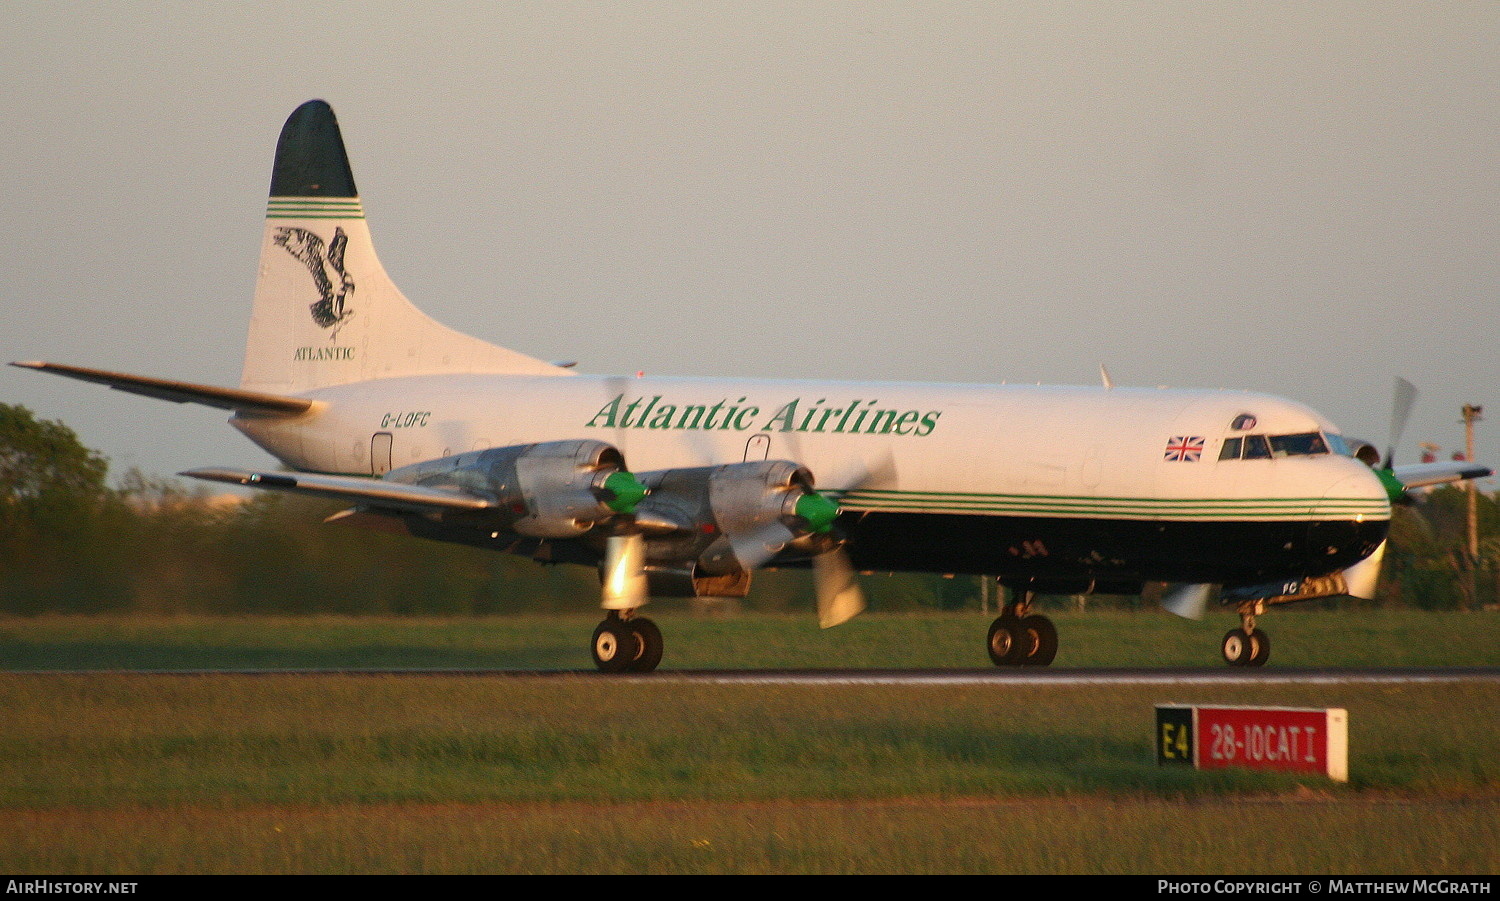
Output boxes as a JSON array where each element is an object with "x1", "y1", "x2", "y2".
[{"x1": 10, "y1": 667, "x2": 1499, "y2": 684}]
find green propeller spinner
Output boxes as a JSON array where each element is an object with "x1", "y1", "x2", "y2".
[
  {"x1": 602, "y1": 470, "x2": 649, "y2": 514},
  {"x1": 794, "y1": 491, "x2": 841, "y2": 533}
]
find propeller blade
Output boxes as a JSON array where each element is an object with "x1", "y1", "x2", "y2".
[
  {"x1": 600, "y1": 533, "x2": 648, "y2": 610},
  {"x1": 1384, "y1": 377, "x2": 1418, "y2": 469},
  {"x1": 813, "y1": 547, "x2": 866, "y2": 628},
  {"x1": 822, "y1": 450, "x2": 898, "y2": 496},
  {"x1": 1340, "y1": 539, "x2": 1387, "y2": 601},
  {"x1": 789, "y1": 446, "x2": 888, "y2": 628},
  {"x1": 1161, "y1": 582, "x2": 1213, "y2": 620},
  {"x1": 602, "y1": 375, "x2": 634, "y2": 459},
  {"x1": 726, "y1": 520, "x2": 798, "y2": 571}
]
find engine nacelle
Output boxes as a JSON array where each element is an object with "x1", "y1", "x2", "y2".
[
  {"x1": 386, "y1": 439, "x2": 642, "y2": 538},
  {"x1": 635, "y1": 460, "x2": 839, "y2": 575},
  {"x1": 1345, "y1": 437, "x2": 1382, "y2": 468}
]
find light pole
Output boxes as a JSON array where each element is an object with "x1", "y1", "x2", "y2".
[{"x1": 1461, "y1": 404, "x2": 1483, "y2": 611}]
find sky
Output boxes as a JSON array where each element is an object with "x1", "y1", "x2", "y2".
[{"x1": 3, "y1": 3, "x2": 1497, "y2": 487}]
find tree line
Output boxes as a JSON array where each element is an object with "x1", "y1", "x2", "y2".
[{"x1": 2, "y1": 402, "x2": 1495, "y2": 616}]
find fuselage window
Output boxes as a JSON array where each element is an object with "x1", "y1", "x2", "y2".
[{"x1": 1219, "y1": 437, "x2": 1243, "y2": 460}]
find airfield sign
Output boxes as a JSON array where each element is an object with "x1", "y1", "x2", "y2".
[{"x1": 1156, "y1": 704, "x2": 1349, "y2": 782}]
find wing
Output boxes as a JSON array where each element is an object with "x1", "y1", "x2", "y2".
[
  {"x1": 182, "y1": 467, "x2": 495, "y2": 514},
  {"x1": 1391, "y1": 460, "x2": 1492, "y2": 489},
  {"x1": 186, "y1": 441, "x2": 867, "y2": 631}
]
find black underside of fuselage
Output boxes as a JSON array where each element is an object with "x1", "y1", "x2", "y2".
[
  {"x1": 400, "y1": 509, "x2": 1389, "y2": 593},
  {"x1": 838, "y1": 511, "x2": 1390, "y2": 589}
]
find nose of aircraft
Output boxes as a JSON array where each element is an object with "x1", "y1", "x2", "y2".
[
  {"x1": 1317, "y1": 458, "x2": 1394, "y2": 519},
  {"x1": 1308, "y1": 461, "x2": 1392, "y2": 572}
]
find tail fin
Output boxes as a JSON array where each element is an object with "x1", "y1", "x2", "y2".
[{"x1": 240, "y1": 100, "x2": 570, "y2": 394}]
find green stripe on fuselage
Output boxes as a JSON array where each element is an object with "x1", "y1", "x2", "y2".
[{"x1": 833, "y1": 488, "x2": 1388, "y2": 521}]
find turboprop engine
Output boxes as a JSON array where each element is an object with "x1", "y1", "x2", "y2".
[
  {"x1": 631, "y1": 460, "x2": 842, "y2": 577},
  {"x1": 386, "y1": 439, "x2": 646, "y2": 538}
]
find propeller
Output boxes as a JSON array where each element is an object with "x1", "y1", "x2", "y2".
[
  {"x1": 593, "y1": 449, "x2": 651, "y2": 611},
  {"x1": 1383, "y1": 377, "x2": 1418, "y2": 470},
  {"x1": 599, "y1": 468, "x2": 648, "y2": 514},
  {"x1": 601, "y1": 374, "x2": 635, "y2": 460},
  {"x1": 600, "y1": 532, "x2": 648, "y2": 610},
  {"x1": 1371, "y1": 382, "x2": 1490, "y2": 497},
  {"x1": 716, "y1": 433, "x2": 896, "y2": 628},
  {"x1": 719, "y1": 477, "x2": 865, "y2": 628},
  {"x1": 811, "y1": 537, "x2": 866, "y2": 628},
  {"x1": 719, "y1": 479, "x2": 842, "y2": 571},
  {"x1": 800, "y1": 451, "x2": 898, "y2": 629},
  {"x1": 1291, "y1": 376, "x2": 1479, "y2": 606},
  {"x1": 1355, "y1": 376, "x2": 1432, "y2": 508},
  {"x1": 1361, "y1": 376, "x2": 1419, "y2": 506},
  {"x1": 1160, "y1": 582, "x2": 1213, "y2": 620},
  {"x1": 1340, "y1": 536, "x2": 1387, "y2": 601}
]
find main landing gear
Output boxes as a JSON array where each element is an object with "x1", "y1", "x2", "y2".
[
  {"x1": 591, "y1": 610, "x2": 664, "y2": 673},
  {"x1": 1221, "y1": 608, "x2": 1271, "y2": 667},
  {"x1": 987, "y1": 592, "x2": 1058, "y2": 667}
]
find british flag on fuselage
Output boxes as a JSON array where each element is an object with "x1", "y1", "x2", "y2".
[{"x1": 1164, "y1": 436, "x2": 1206, "y2": 462}]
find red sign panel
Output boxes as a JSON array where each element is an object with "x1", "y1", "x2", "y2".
[{"x1": 1157, "y1": 705, "x2": 1348, "y2": 782}]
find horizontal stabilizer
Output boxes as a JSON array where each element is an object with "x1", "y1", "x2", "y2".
[
  {"x1": 12, "y1": 362, "x2": 314, "y2": 416},
  {"x1": 1392, "y1": 461, "x2": 1492, "y2": 489},
  {"x1": 181, "y1": 467, "x2": 496, "y2": 514}
]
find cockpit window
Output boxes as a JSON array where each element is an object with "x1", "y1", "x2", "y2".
[
  {"x1": 1269, "y1": 432, "x2": 1328, "y2": 457},
  {"x1": 1221, "y1": 431, "x2": 1337, "y2": 460}
]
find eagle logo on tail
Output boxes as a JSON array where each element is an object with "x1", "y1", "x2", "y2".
[{"x1": 274, "y1": 226, "x2": 356, "y2": 336}]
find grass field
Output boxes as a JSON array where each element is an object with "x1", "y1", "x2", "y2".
[{"x1": 1, "y1": 611, "x2": 1497, "y2": 874}]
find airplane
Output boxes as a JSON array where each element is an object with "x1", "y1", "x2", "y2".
[{"x1": 15, "y1": 100, "x2": 1490, "y2": 672}]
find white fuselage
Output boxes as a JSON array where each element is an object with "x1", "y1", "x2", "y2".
[{"x1": 234, "y1": 373, "x2": 1390, "y2": 530}]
